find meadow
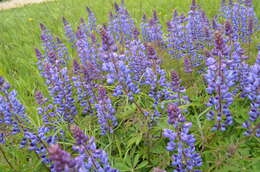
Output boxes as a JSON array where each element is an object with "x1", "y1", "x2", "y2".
[{"x1": 0, "y1": 0, "x2": 260, "y2": 171}]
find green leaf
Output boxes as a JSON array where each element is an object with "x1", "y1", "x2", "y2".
[
  {"x1": 114, "y1": 162, "x2": 131, "y2": 171},
  {"x1": 136, "y1": 161, "x2": 149, "y2": 169},
  {"x1": 133, "y1": 154, "x2": 140, "y2": 167},
  {"x1": 157, "y1": 117, "x2": 168, "y2": 129},
  {"x1": 135, "y1": 133, "x2": 143, "y2": 145},
  {"x1": 124, "y1": 154, "x2": 132, "y2": 168},
  {"x1": 127, "y1": 133, "x2": 142, "y2": 148},
  {"x1": 150, "y1": 142, "x2": 165, "y2": 154}
]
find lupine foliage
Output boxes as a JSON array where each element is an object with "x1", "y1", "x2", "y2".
[{"x1": 0, "y1": 0, "x2": 259, "y2": 171}]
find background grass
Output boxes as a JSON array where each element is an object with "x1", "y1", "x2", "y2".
[
  {"x1": 0, "y1": 0, "x2": 260, "y2": 109},
  {"x1": 0, "y1": 0, "x2": 260, "y2": 171}
]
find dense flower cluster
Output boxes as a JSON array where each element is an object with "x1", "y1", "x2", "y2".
[
  {"x1": 168, "y1": 70, "x2": 189, "y2": 106},
  {"x1": 63, "y1": 17, "x2": 76, "y2": 47},
  {"x1": 48, "y1": 125, "x2": 118, "y2": 172},
  {"x1": 220, "y1": 0, "x2": 259, "y2": 42},
  {"x1": 141, "y1": 11, "x2": 163, "y2": 44},
  {"x1": 1, "y1": 0, "x2": 260, "y2": 171},
  {"x1": 108, "y1": 1, "x2": 135, "y2": 43},
  {"x1": 95, "y1": 87, "x2": 118, "y2": 135},
  {"x1": 183, "y1": 57, "x2": 193, "y2": 73},
  {"x1": 242, "y1": 53, "x2": 260, "y2": 137},
  {"x1": 37, "y1": 24, "x2": 77, "y2": 123},
  {"x1": 48, "y1": 144, "x2": 77, "y2": 171},
  {"x1": 0, "y1": 77, "x2": 57, "y2": 168},
  {"x1": 0, "y1": 77, "x2": 28, "y2": 143},
  {"x1": 166, "y1": 0, "x2": 212, "y2": 67},
  {"x1": 70, "y1": 125, "x2": 118, "y2": 172},
  {"x1": 166, "y1": 10, "x2": 188, "y2": 60},
  {"x1": 204, "y1": 32, "x2": 235, "y2": 131},
  {"x1": 163, "y1": 104, "x2": 202, "y2": 171}
]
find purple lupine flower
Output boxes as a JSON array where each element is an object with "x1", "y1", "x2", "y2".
[
  {"x1": 242, "y1": 55, "x2": 260, "y2": 137},
  {"x1": 125, "y1": 29, "x2": 152, "y2": 82},
  {"x1": 184, "y1": 57, "x2": 193, "y2": 73},
  {"x1": 48, "y1": 144, "x2": 77, "y2": 172},
  {"x1": 72, "y1": 59, "x2": 91, "y2": 114},
  {"x1": 23, "y1": 128, "x2": 57, "y2": 165},
  {"x1": 204, "y1": 32, "x2": 235, "y2": 131},
  {"x1": 102, "y1": 55, "x2": 140, "y2": 100},
  {"x1": 140, "y1": 44, "x2": 170, "y2": 118},
  {"x1": 80, "y1": 62, "x2": 100, "y2": 89},
  {"x1": 108, "y1": 1, "x2": 135, "y2": 43},
  {"x1": 144, "y1": 42, "x2": 161, "y2": 65},
  {"x1": 36, "y1": 36, "x2": 78, "y2": 123},
  {"x1": 0, "y1": 133, "x2": 5, "y2": 144},
  {"x1": 72, "y1": 62, "x2": 101, "y2": 116},
  {"x1": 75, "y1": 26, "x2": 100, "y2": 66},
  {"x1": 149, "y1": 10, "x2": 163, "y2": 44},
  {"x1": 163, "y1": 104, "x2": 202, "y2": 171},
  {"x1": 70, "y1": 125, "x2": 118, "y2": 171},
  {"x1": 219, "y1": 0, "x2": 259, "y2": 43},
  {"x1": 166, "y1": 10, "x2": 190, "y2": 59},
  {"x1": 169, "y1": 71, "x2": 189, "y2": 106},
  {"x1": 190, "y1": 0, "x2": 197, "y2": 11},
  {"x1": 228, "y1": 41, "x2": 249, "y2": 95},
  {"x1": 100, "y1": 25, "x2": 140, "y2": 101},
  {"x1": 75, "y1": 28, "x2": 89, "y2": 65},
  {"x1": 23, "y1": 90, "x2": 62, "y2": 166},
  {"x1": 37, "y1": 28, "x2": 70, "y2": 71},
  {"x1": 62, "y1": 17, "x2": 76, "y2": 47},
  {"x1": 167, "y1": 104, "x2": 185, "y2": 126},
  {"x1": 247, "y1": 16, "x2": 254, "y2": 43},
  {"x1": 72, "y1": 60, "x2": 92, "y2": 116},
  {"x1": 86, "y1": 7, "x2": 97, "y2": 32},
  {"x1": 99, "y1": 25, "x2": 117, "y2": 52},
  {"x1": 34, "y1": 90, "x2": 55, "y2": 125},
  {"x1": 70, "y1": 125, "x2": 88, "y2": 145},
  {"x1": 95, "y1": 87, "x2": 118, "y2": 135},
  {"x1": 35, "y1": 90, "x2": 59, "y2": 125},
  {"x1": 173, "y1": 0, "x2": 213, "y2": 68},
  {"x1": 0, "y1": 77, "x2": 57, "y2": 167},
  {"x1": 75, "y1": 8, "x2": 97, "y2": 37},
  {"x1": 212, "y1": 16, "x2": 223, "y2": 31},
  {"x1": 187, "y1": 1, "x2": 211, "y2": 46},
  {"x1": 56, "y1": 37, "x2": 70, "y2": 63},
  {"x1": 140, "y1": 13, "x2": 150, "y2": 42},
  {"x1": 40, "y1": 23, "x2": 55, "y2": 54},
  {"x1": 132, "y1": 27, "x2": 140, "y2": 40},
  {"x1": 0, "y1": 77, "x2": 30, "y2": 140},
  {"x1": 52, "y1": 67, "x2": 77, "y2": 122},
  {"x1": 224, "y1": 20, "x2": 233, "y2": 39},
  {"x1": 140, "y1": 11, "x2": 163, "y2": 44},
  {"x1": 244, "y1": 0, "x2": 252, "y2": 7},
  {"x1": 78, "y1": 17, "x2": 89, "y2": 35},
  {"x1": 39, "y1": 65, "x2": 77, "y2": 123},
  {"x1": 117, "y1": 60, "x2": 140, "y2": 96}
]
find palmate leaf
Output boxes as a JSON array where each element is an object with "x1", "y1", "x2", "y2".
[
  {"x1": 136, "y1": 160, "x2": 149, "y2": 170},
  {"x1": 127, "y1": 133, "x2": 143, "y2": 148},
  {"x1": 114, "y1": 161, "x2": 132, "y2": 171}
]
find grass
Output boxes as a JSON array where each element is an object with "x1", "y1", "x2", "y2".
[
  {"x1": 0, "y1": 0, "x2": 260, "y2": 109},
  {"x1": 0, "y1": 0, "x2": 260, "y2": 171}
]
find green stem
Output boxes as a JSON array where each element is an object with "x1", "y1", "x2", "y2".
[{"x1": 146, "y1": 117, "x2": 151, "y2": 163}]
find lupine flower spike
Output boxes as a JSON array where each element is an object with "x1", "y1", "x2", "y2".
[{"x1": 163, "y1": 104, "x2": 202, "y2": 171}]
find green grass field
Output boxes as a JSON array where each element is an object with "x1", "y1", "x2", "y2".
[
  {"x1": 0, "y1": 0, "x2": 260, "y2": 109},
  {"x1": 0, "y1": 0, "x2": 260, "y2": 171}
]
